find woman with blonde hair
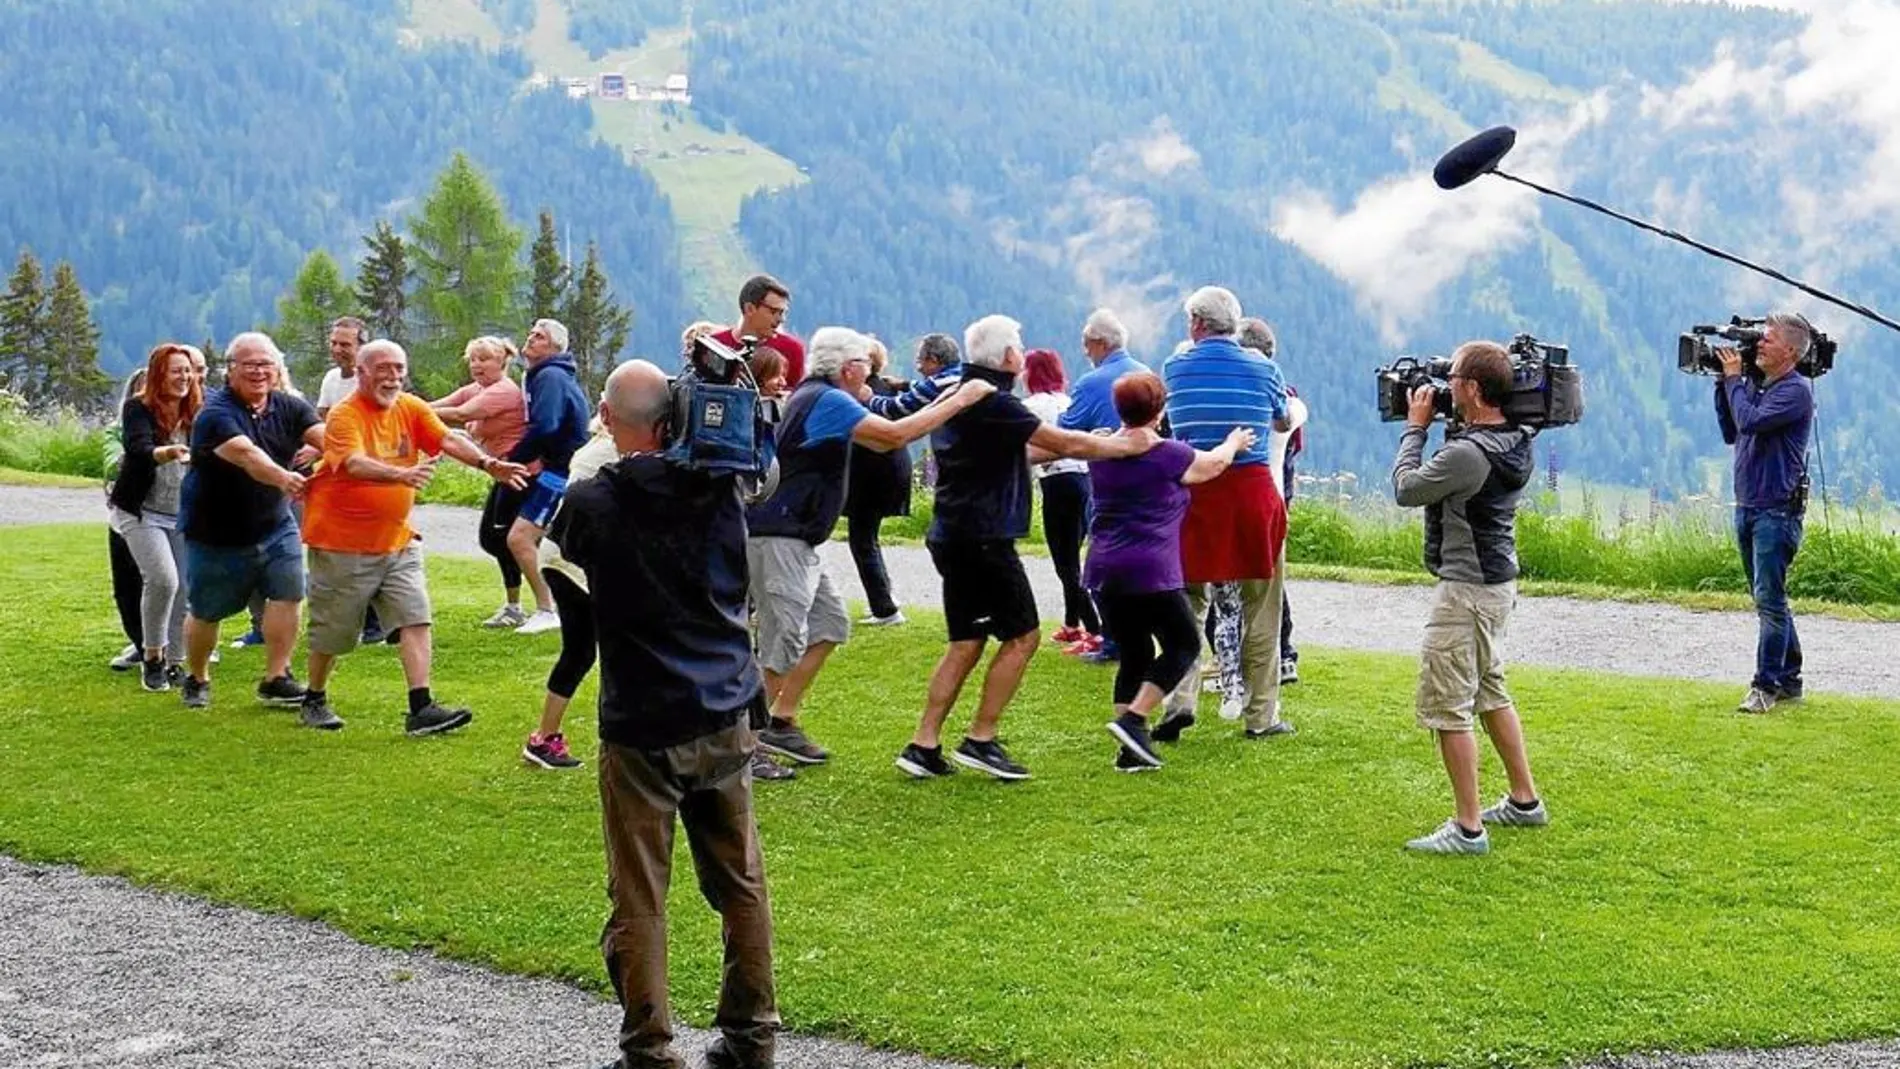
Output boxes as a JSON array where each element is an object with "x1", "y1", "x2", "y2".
[
  {"x1": 109, "y1": 343, "x2": 205, "y2": 690},
  {"x1": 433, "y1": 335, "x2": 532, "y2": 626}
]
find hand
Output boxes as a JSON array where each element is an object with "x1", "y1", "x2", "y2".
[
  {"x1": 156, "y1": 444, "x2": 190, "y2": 464},
  {"x1": 1225, "y1": 426, "x2": 1258, "y2": 453},
  {"x1": 275, "y1": 468, "x2": 308, "y2": 499},
  {"x1": 1717, "y1": 346, "x2": 1744, "y2": 379},
  {"x1": 396, "y1": 454, "x2": 438, "y2": 489},
  {"x1": 1117, "y1": 426, "x2": 1161, "y2": 455},
  {"x1": 485, "y1": 458, "x2": 530, "y2": 490},
  {"x1": 291, "y1": 444, "x2": 321, "y2": 471},
  {"x1": 1406, "y1": 385, "x2": 1438, "y2": 428}
]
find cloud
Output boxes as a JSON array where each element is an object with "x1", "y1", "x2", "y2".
[{"x1": 1268, "y1": 96, "x2": 1609, "y2": 344}]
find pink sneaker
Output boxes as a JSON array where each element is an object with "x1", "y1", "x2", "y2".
[{"x1": 522, "y1": 732, "x2": 582, "y2": 770}]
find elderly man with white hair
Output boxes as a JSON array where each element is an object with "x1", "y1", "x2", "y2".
[
  {"x1": 895, "y1": 314, "x2": 1160, "y2": 782},
  {"x1": 296, "y1": 340, "x2": 528, "y2": 734},
  {"x1": 745, "y1": 326, "x2": 996, "y2": 771},
  {"x1": 1153, "y1": 286, "x2": 1297, "y2": 749},
  {"x1": 175, "y1": 332, "x2": 327, "y2": 711}
]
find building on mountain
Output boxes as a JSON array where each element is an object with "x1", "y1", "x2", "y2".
[
  {"x1": 664, "y1": 74, "x2": 691, "y2": 103},
  {"x1": 598, "y1": 73, "x2": 626, "y2": 100}
]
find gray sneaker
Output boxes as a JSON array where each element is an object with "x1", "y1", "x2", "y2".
[
  {"x1": 1480, "y1": 796, "x2": 1549, "y2": 827},
  {"x1": 1738, "y1": 686, "x2": 1779, "y2": 714},
  {"x1": 299, "y1": 698, "x2": 345, "y2": 731},
  {"x1": 180, "y1": 676, "x2": 211, "y2": 709},
  {"x1": 759, "y1": 722, "x2": 829, "y2": 765},
  {"x1": 1405, "y1": 819, "x2": 1490, "y2": 856}
]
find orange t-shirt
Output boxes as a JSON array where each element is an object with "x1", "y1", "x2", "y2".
[{"x1": 302, "y1": 391, "x2": 449, "y2": 555}]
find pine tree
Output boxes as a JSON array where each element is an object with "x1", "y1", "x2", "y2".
[
  {"x1": 42, "y1": 261, "x2": 109, "y2": 410},
  {"x1": 0, "y1": 248, "x2": 48, "y2": 401},
  {"x1": 528, "y1": 209, "x2": 570, "y2": 323},
  {"x1": 354, "y1": 221, "x2": 410, "y2": 348},
  {"x1": 274, "y1": 250, "x2": 357, "y2": 389},
  {"x1": 408, "y1": 152, "x2": 525, "y2": 395},
  {"x1": 561, "y1": 240, "x2": 633, "y2": 398}
]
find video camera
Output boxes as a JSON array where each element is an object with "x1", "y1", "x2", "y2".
[
  {"x1": 1375, "y1": 333, "x2": 1584, "y2": 429},
  {"x1": 665, "y1": 332, "x2": 779, "y2": 501},
  {"x1": 1678, "y1": 315, "x2": 1835, "y2": 381}
]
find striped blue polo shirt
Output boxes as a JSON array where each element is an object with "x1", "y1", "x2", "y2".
[{"x1": 1160, "y1": 336, "x2": 1287, "y2": 467}]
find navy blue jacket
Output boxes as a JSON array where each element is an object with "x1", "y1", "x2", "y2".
[
  {"x1": 1716, "y1": 372, "x2": 1813, "y2": 508},
  {"x1": 508, "y1": 353, "x2": 591, "y2": 476}
]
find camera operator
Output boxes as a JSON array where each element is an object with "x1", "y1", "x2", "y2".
[
  {"x1": 1391, "y1": 340, "x2": 1547, "y2": 857},
  {"x1": 547, "y1": 359, "x2": 777, "y2": 1069},
  {"x1": 1713, "y1": 313, "x2": 1816, "y2": 714}
]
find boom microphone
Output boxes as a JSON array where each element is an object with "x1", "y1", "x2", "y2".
[{"x1": 1433, "y1": 125, "x2": 1900, "y2": 335}]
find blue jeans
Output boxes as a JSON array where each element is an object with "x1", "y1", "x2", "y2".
[{"x1": 1734, "y1": 506, "x2": 1803, "y2": 693}]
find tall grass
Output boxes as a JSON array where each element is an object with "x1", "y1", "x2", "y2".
[{"x1": 0, "y1": 391, "x2": 110, "y2": 480}]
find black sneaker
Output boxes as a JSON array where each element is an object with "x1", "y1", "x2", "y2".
[
  {"x1": 299, "y1": 697, "x2": 344, "y2": 731},
  {"x1": 181, "y1": 676, "x2": 211, "y2": 709},
  {"x1": 140, "y1": 658, "x2": 170, "y2": 693},
  {"x1": 256, "y1": 673, "x2": 307, "y2": 707},
  {"x1": 950, "y1": 737, "x2": 1030, "y2": 781},
  {"x1": 405, "y1": 702, "x2": 472, "y2": 737},
  {"x1": 1244, "y1": 719, "x2": 1297, "y2": 740},
  {"x1": 750, "y1": 750, "x2": 796, "y2": 781},
  {"x1": 1105, "y1": 711, "x2": 1163, "y2": 768},
  {"x1": 1150, "y1": 707, "x2": 1196, "y2": 744},
  {"x1": 758, "y1": 721, "x2": 829, "y2": 765},
  {"x1": 894, "y1": 742, "x2": 957, "y2": 779},
  {"x1": 165, "y1": 663, "x2": 184, "y2": 688},
  {"x1": 360, "y1": 624, "x2": 386, "y2": 646},
  {"x1": 1114, "y1": 746, "x2": 1160, "y2": 773},
  {"x1": 1776, "y1": 680, "x2": 1805, "y2": 703}
]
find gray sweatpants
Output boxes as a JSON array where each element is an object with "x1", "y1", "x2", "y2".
[{"x1": 110, "y1": 508, "x2": 188, "y2": 662}]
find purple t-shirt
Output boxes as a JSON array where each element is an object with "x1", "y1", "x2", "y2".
[{"x1": 1083, "y1": 439, "x2": 1196, "y2": 594}]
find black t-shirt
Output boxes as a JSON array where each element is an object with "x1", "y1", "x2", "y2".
[
  {"x1": 180, "y1": 387, "x2": 320, "y2": 546},
  {"x1": 928, "y1": 365, "x2": 1042, "y2": 543},
  {"x1": 550, "y1": 454, "x2": 765, "y2": 750}
]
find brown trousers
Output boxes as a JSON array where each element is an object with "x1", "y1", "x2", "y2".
[{"x1": 599, "y1": 723, "x2": 778, "y2": 1068}]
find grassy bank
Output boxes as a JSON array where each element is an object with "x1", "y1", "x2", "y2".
[{"x1": 3, "y1": 522, "x2": 1899, "y2": 1069}]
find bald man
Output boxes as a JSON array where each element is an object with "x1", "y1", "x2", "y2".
[{"x1": 548, "y1": 359, "x2": 778, "y2": 1069}]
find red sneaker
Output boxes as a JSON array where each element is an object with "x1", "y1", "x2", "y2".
[
  {"x1": 1063, "y1": 634, "x2": 1103, "y2": 657},
  {"x1": 1050, "y1": 626, "x2": 1085, "y2": 645}
]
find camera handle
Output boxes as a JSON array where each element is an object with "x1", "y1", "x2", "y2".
[{"x1": 1487, "y1": 170, "x2": 1900, "y2": 336}]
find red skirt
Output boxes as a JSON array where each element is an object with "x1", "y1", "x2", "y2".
[{"x1": 1180, "y1": 463, "x2": 1287, "y2": 583}]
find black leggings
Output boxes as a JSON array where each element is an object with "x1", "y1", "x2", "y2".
[
  {"x1": 545, "y1": 569, "x2": 597, "y2": 699},
  {"x1": 480, "y1": 483, "x2": 526, "y2": 589},
  {"x1": 109, "y1": 527, "x2": 143, "y2": 647},
  {"x1": 1039, "y1": 472, "x2": 1099, "y2": 632},
  {"x1": 1096, "y1": 588, "x2": 1201, "y2": 707}
]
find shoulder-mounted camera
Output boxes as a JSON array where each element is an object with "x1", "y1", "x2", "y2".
[
  {"x1": 664, "y1": 332, "x2": 780, "y2": 502},
  {"x1": 1678, "y1": 314, "x2": 1835, "y2": 382},
  {"x1": 1375, "y1": 333, "x2": 1584, "y2": 430}
]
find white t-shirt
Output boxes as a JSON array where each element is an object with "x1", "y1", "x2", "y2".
[
  {"x1": 1268, "y1": 395, "x2": 1308, "y2": 499},
  {"x1": 317, "y1": 366, "x2": 358, "y2": 413},
  {"x1": 538, "y1": 432, "x2": 620, "y2": 593},
  {"x1": 1022, "y1": 391, "x2": 1087, "y2": 478}
]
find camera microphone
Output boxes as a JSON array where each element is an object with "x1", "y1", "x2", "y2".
[
  {"x1": 1432, "y1": 124, "x2": 1900, "y2": 337},
  {"x1": 1432, "y1": 126, "x2": 1517, "y2": 191}
]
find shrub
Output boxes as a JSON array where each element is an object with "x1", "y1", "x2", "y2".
[{"x1": 0, "y1": 391, "x2": 110, "y2": 479}]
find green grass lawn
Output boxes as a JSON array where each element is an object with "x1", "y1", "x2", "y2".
[
  {"x1": 0, "y1": 465, "x2": 95, "y2": 488},
  {"x1": 4, "y1": 522, "x2": 1899, "y2": 1068}
]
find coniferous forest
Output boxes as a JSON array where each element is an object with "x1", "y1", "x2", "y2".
[{"x1": 3, "y1": 0, "x2": 1896, "y2": 498}]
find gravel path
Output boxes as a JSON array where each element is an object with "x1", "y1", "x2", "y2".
[
  {"x1": 5, "y1": 484, "x2": 1899, "y2": 1068},
  {"x1": 12, "y1": 485, "x2": 1898, "y2": 700}
]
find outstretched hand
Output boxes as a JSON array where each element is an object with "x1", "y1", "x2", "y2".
[
  {"x1": 487, "y1": 458, "x2": 530, "y2": 490},
  {"x1": 396, "y1": 454, "x2": 438, "y2": 489},
  {"x1": 1225, "y1": 426, "x2": 1258, "y2": 453}
]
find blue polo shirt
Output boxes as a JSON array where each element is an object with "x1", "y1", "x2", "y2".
[
  {"x1": 1716, "y1": 372, "x2": 1813, "y2": 508},
  {"x1": 1161, "y1": 337, "x2": 1287, "y2": 467},
  {"x1": 1059, "y1": 350, "x2": 1149, "y2": 433},
  {"x1": 180, "y1": 387, "x2": 320, "y2": 546}
]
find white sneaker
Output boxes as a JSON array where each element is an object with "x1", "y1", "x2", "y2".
[
  {"x1": 1480, "y1": 796, "x2": 1549, "y2": 827},
  {"x1": 1405, "y1": 819, "x2": 1489, "y2": 856},
  {"x1": 858, "y1": 611, "x2": 907, "y2": 626},
  {"x1": 1738, "y1": 686, "x2": 1779, "y2": 715},
  {"x1": 108, "y1": 644, "x2": 140, "y2": 671},
  {"x1": 481, "y1": 604, "x2": 528, "y2": 629},
  {"x1": 1218, "y1": 694, "x2": 1245, "y2": 721},
  {"x1": 516, "y1": 609, "x2": 561, "y2": 635}
]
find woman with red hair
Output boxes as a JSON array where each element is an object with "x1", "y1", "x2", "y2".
[
  {"x1": 108, "y1": 342, "x2": 205, "y2": 691},
  {"x1": 1087, "y1": 371, "x2": 1252, "y2": 770},
  {"x1": 1021, "y1": 347, "x2": 1102, "y2": 651}
]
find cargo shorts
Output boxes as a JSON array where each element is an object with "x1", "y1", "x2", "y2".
[
  {"x1": 1415, "y1": 579, "x2": 1516, "y2": 732},
  {"x1": 306, "y1": 545, "x2": 432, "y2": 655}
]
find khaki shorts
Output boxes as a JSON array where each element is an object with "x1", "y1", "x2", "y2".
[
  {"x1": 306, "y1": 545, "x2": 432, "y2": 655},
  {"x1": 747, "y1": 536, "x2": 849, "y2": 674},
  {"x1": 1415, "y1": 579, "x2": 1516, "y2": 732}
]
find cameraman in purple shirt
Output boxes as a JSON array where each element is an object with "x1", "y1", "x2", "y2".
[{"x1": 1713, "y1": 312, "x2": 1816, "y2": 715}]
